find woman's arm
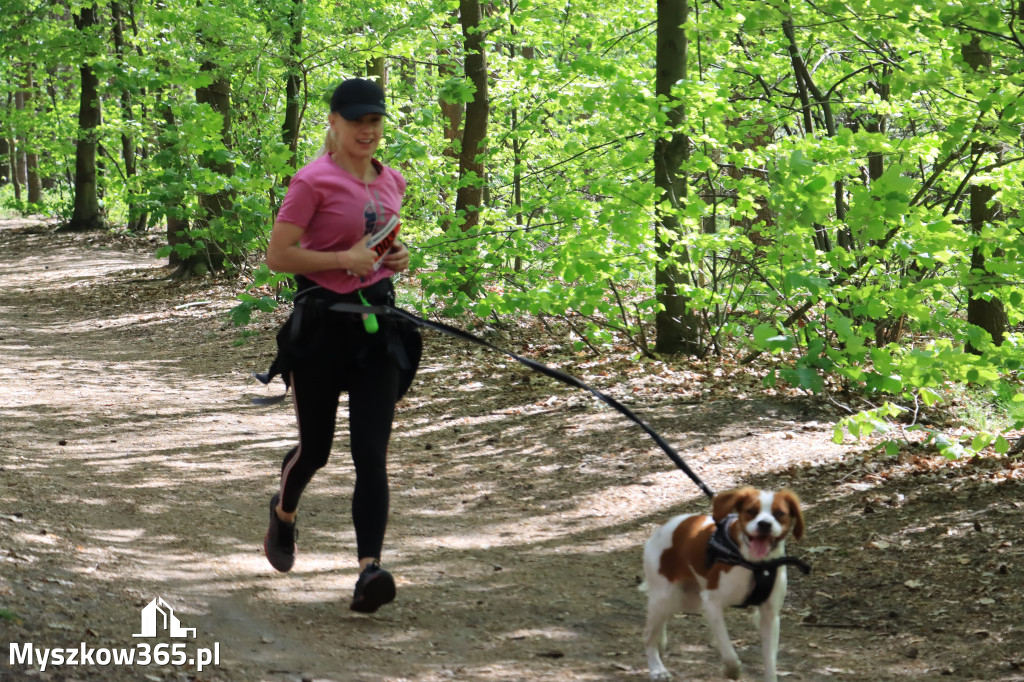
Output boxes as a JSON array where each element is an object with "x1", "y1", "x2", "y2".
[{"x1": 266, "y1": 220, "x2": 378, "y2": 277}]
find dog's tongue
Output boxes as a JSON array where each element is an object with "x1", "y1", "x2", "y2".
[{"x1": 750, "y1": 537, "x2": 772, "y2": 559}]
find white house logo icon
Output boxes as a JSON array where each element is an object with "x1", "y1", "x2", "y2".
[{"x1": 132, "y1": 597, "x2": 197, "y2": 639}]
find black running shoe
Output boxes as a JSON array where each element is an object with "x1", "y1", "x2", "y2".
[
  {"x1": 263, "y1": 494, "x2": 296, "y2": 573},
  {"x1": 350, "y1": 562, "x2": 396, "y2": 613}
]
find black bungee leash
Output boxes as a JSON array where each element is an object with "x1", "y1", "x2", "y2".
[
  {"x1": 255, "y1": 300, "x2": 814, "y2": 582},
  {"x1": 259, "y1": 299, "x2": 717, "y2": 500}
]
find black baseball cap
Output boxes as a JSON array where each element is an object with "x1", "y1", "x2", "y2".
[{"x1": 330, "y1": 78, "x2": 387, "y2": 120}]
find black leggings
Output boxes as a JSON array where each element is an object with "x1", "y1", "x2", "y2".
[{"x1": 277, "y1": 316, "x2": 400, "y2": 562}]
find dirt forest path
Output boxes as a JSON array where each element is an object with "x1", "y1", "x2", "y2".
[{"x1": 1, "y1": 217, "x2": 1022, "y2": 682}]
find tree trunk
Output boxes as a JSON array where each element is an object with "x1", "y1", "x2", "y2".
[
  {"x1": 160, "y1": 95, "x2": 191, "y2": 269},
  {"x1": 961, "y1": 35, "x2": 1006, "y2": 353},
  {"x1": 65, "y1": 4, "x2": 105, "y2": 232},
  {"x1": 438, "y1": 39, "x2": 464, "y2": 174},
  {"x1": 965, "y1": 181, "x2": 1006, "y2": 352},
  {"x1": 191, "y1": 53, "x2": 234, "y2": 274},
  {"x1": 448, "y1": 0, "x2": 489, "y2": 295},
  {"x1": 43, "y1": 67, "x2": 69, "y2": 191},
  {"x1": 281, "y1": 0, "x2": 303, "y2": 183},
  {"x1": 397, "y1": 58, "x2": 416, "y2": 128},
  {"x1": 0, "y1": 137, "x2": 9, "y2": 187},
  {"x1": 14, "y1": 90, "x2": 28, "y2": 198},
  {"x1": 22, "y1": 69, "x2": 43, "y2": 203},
  {"x1": 456, "y1": 0, "x2": 487, "y2": 227},
  {"x1": 111, "y1": 1, "x2": 145, "y2": 231},
  {"x1": 654, "y1": 0, "x2": 702, "y2": 356},
  {"x1": 864, "y1": 66, "x2": 908, "y2": 347},
  {"x1": 366, "y1": 55, "x2": 387, "y2": 86},
  {"x1": 3, "y1": 95, "x2": 15, "y2": 195},
  {"x1": 7, "y1": 137, "x2": 21, "y2": 202},
  {"x1": 512, "y1": 95, "x2": 524, "y2": 272},
  {"x1": 782, "y1": 18, "x2": 833, "y2": 253},
  {"x1": 508, "y1": 9, "x2": 534, "y2": 273}
]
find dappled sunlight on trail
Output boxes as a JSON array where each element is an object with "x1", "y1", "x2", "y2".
[{"x1": 2, "y1": 219, "x2": 1021, "y2": 681}]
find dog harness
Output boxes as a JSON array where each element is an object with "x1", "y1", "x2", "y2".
[{"x1": 706, "y1": 514, "x2": 812, "y2": 608}]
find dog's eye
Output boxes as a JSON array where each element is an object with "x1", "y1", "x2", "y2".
[
  {"x1": 744, "y1": 508, "x2": 758, "y2": 518},
  {"x1": 774, "y1": 510, "x2": 787, "y2": 520}
]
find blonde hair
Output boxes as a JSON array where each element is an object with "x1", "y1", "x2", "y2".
[{"x1": 317, "y1": 126, "x2": 338, "y2": 158}]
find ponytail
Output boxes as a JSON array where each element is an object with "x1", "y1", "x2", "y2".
[{"x1": 317, "y1": 126, "x2": 339, "y2": 158}]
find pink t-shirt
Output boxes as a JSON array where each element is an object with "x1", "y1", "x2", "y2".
[{"x1": 276, "y1": 153, "x2": 407, "y2": 294}]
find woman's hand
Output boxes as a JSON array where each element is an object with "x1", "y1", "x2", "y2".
[
  {"x1": 337, "y1": 233, "x2": 378, "y2": 277},
  {"x1": 380, "y1": 239, "x2": 410, "y2": 273}
]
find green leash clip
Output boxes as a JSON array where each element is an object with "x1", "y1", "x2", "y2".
[{"x1": 358, "y1": 290, "x2": 379, "y2": 334}]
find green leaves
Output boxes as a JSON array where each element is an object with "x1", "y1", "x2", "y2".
[
  {"x1": 782, "y1": 366, "x2": 824, "y2": 393},
  {"x1": 439, "y1": 77, "x2": 478, "y2": 105},
  {"x1": 230, "y1": 293, "x2": 278, "y2": 326},
  {"x1": 833, "y1": 402, "x2": 902, "y2": 444},
  {"x1": 1, "y1": 0, "x2": 1021, "y2": 442},
  {"x1": 768, "y1": 145, "x2": 839, "y2": 228},
  {"x1": 753, "y1": 324, "x2": 793, "y2": 353}
]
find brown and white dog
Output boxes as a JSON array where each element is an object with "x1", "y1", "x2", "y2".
[{"x1": 641, "y1": 487, "x2": 805, "y2": 681}]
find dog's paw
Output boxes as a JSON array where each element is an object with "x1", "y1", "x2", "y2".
[
  {"x1": 724, "y1": 659, "x2": 742, "y2": 680},
  {"x1": 649, "y1": 672, "x2": 672, "y2": 682}
]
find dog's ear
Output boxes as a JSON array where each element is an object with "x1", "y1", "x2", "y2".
[
  {"x1": 711, "y1": 490, "x2": 736, "y2": 522},
  {"x1": 779, "y1": 489, "x2": 805, "y2": 541},
  {"x1": 712, "y1": 487, "x2": 755, "y2": 522}
]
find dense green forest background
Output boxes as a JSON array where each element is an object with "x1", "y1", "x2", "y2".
[{"x1": 1, "y1": 0, "x2": 1022, "y2": 456}]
